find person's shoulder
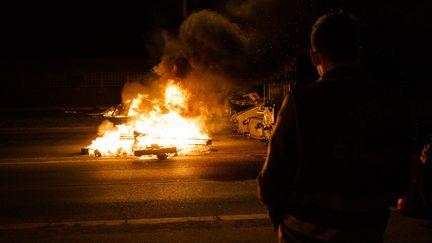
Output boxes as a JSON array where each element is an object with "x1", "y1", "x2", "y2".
[
  {"x1": 294, "y1": 80, "x2": 329, "y2": 99},
  {"x1": 295, "y1": 80, "x2": 321, "y2": 92}
]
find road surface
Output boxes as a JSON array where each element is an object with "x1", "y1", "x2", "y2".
[{"x1": 0, "y1": 127, "x2": 431, "y2": 242}]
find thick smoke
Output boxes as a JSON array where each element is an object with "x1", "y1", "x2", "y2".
[
  {"x1": 152, "y1": 4, "x2": 301, "y2": 81},
  {"x1": 226, "y1": 0, "x2": 306, "y2": 78},
  {"x1": 122, "y1": 78, "x2": 163, "y2": 104},
  {"x1": 149, "y1": 10, "x2": 253, "y2": 132},
  {"x1": 171, "y1": 1, "x2": 305, "y2": 83},
  {"x1": 152, "y1": 30, "x2": 190, "y2": 80},
  {"x1": 179, "y1": 10, "x2": 249, "y2": 80},
  {"x1": 121, "y1": 1, "x2": 308, "y2": 132}
]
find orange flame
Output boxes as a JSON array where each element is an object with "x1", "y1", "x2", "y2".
[{"x1": 88, "y1": 79, "x2": 209, "y2": 158}]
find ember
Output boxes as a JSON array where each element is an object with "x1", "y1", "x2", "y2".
[{"x1": 85, "y1": 79, "x2": 210, "y2": 159}]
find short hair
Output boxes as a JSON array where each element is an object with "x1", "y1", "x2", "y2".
[{"x1": 311, "y1": 10, "x2": 365, "y2": 63}]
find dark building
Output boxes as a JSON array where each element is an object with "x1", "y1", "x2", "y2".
[{"x1": 0, "y1": 59, "x2": 155, "y2": 109}]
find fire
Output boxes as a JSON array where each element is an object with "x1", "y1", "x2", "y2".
[{"x1": 87, "y1": 79, "x2": 210, "y2": 158}]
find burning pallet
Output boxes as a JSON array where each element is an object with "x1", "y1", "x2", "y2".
[
  {"x1": 81, "y1": 134, "x2": 212, "y2": 159},
  {"x1": 133, "y1": 145, "x2": 177, "y2": 159},
  {"x1": 82, "y1": 79, "x2": 211, "y2": 159}
]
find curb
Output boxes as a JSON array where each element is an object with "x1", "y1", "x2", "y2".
[{"x1": 0, "y1": 214, "x2": 269, "y2": 230}]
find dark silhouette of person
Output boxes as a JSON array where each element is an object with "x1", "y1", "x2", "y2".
[{"x1": 258, "y1": 10, "x2": 409, "y2": 243}]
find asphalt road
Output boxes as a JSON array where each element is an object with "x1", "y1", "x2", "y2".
[
  {"x1": 0, "y1": 129, "x2": 268, "y2": 223},
  {"x1": 0, "y1": 127, "x2": 278, "y2": 242},
  {"x1": 1, "y1": 127, "x2": 432, "y2": 242}
]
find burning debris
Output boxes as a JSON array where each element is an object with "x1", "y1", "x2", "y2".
[
  {"x1": 81, "y1": 2, "x2": 302, "y2": 158},
  {"x1": 83, "y1": 79, "x2": 211, "y2": 159}
]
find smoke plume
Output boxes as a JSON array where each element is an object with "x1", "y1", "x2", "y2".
[
  {"x1": 122, "y1": 1, "x2": 306, "y2": 132},
  {"x1": 179, "y1": 10, "x2": 249, "y2": 80}
]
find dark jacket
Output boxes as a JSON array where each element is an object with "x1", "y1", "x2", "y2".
[{"x1": 258, "y1": 65, "x2": 410, "y2": 239}]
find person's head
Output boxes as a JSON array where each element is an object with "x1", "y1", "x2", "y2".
[{"x1": 310, "y1": 10, "x2": 366, "y2": 77}]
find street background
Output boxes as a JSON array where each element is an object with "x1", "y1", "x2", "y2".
[{"x1": 0, "y1": 115, "x2": 431, "y2": 242}]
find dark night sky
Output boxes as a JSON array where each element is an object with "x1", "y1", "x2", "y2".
[
  {"x1": 0, "y1": 1, "x2": 225, "y2": 59},
  {"x1": 0, "y1": 0, "x2": 429, "y2": 87},
  {"x1": 0, "y1": 0, "x2": 429, "y2": 61},
  {"x1": 0, "y1": 3, "x2": 177, "y2": 59},
  {"x1": 0, "y1": 0, "x2": 430, "y2": 109}
]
